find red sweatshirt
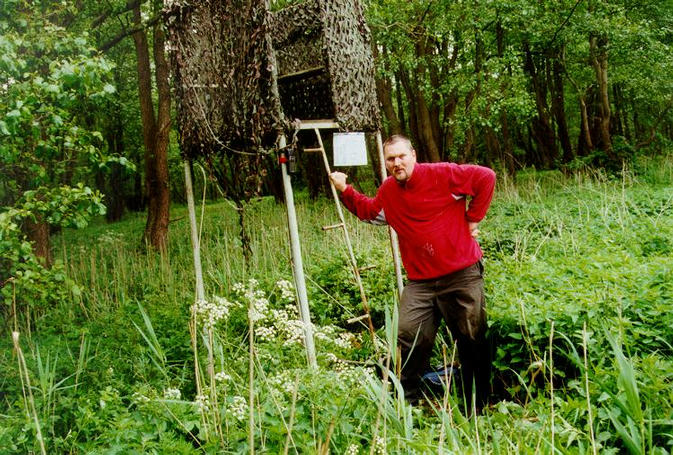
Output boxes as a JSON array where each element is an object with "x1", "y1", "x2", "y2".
[{"x1": 340, "y1": 162, "x2": 496, "y2": 280}]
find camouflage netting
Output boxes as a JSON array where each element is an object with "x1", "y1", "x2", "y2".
[
  {"x1": 164, "y1": 0, "x2": 380, "y2": 159},
  {"x1": 270, "y1": 0, "x2": 380, "y2": 132},
  {"x1": 164, "y1": 0, "x2": 284, "y2": 159}
]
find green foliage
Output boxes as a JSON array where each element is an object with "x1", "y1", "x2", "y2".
[
  {"x1": 0, "y1": 2, "x2": 114, "y2": 310},
  {"x1": 3, "y1": 162, "x2": 673, "y2": 452},
  {"x1": 0, "y1": 185, "x2": 105, "y2": 310},
  {"x1": 0, "y1": 7, "x2": 115, "y2": 203}
]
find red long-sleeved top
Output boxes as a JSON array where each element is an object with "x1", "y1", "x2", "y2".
[{"x1": 340, "y1": 162, "x2": 496, "y2": 280}]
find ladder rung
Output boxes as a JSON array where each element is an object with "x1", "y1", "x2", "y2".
[
  {"x1": 303, "y1": 147, "x2": 323, "y2": 153},
  {"x1": 358, "y1": 265, "x2": 376, "y2": 272},
  {"x1": 322, "y1": 223, "x2": 344, "y2": 231},
  {"x1": 347, "y1": 314, "x2": 371, "y2": 324}
]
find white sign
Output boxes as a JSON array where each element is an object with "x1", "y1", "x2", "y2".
[{"x1": 333, "y1": 132, "x2": 368, "y2": 167}]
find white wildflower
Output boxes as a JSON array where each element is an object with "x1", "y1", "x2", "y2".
[
  {"x1": 337, "y1": 365, "x2": 361, "y2": 384},
  {"x1": 132, "y1": 391, "x2": 150, "y2": 404},
  {"x1": 345, "y1": 443, "x2": 360, "y2": 455},
  {"x1": 193, "y1": 296, "x2": 235, "y2": 330},
  {"x1": 333, "y1": 332, "x2": 356, "y2": 349},
  {"x1": 285, "y1": 301, "x2": 299, "y2": 315},
  {"x1": 227, "y1": 396, "x2": 248, "y2": 421},
  {"x1": 270, "y1": 308, "x2": 291, "y2": 325},
  {"x1": 255, "y1": 325, "x2": 277, "y2": 342},
  {"x1": 315, "y1": 325, "x2": 336, "y2": 342},
  {"x1": 325, "y1": 352, "x2": 338, "y2": 364},
  {"x1": 373, "y1": 435, "x2": 386, "y2": 455},
  {"x1": 364, "y1": 367, "x2": 377, "y2": 380},
  {"x1": 283, "y1": 319, "x2": 307, "y2": 346},
  {"x1": 194, "y1": 394, "x2": 210, "y2": 412},
  {"x1": 276, "y1": 279, "x2": 295, "y2": 302},
  {"x1": 215, "y1": 371, "x2": 231, "y2": 382},
  {"x1": 268, "y1": 371, "x2": 296, "y2": 395},
  {"x1": 163, "y1": 387, "x2": 181, "y2": 400}
]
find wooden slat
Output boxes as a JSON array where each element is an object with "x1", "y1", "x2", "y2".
[
  {"x1": 296, "y1": 119, "x2": 340, "y2": 130},
  {"x1": 278, "y1": 65, "x2": 324, "y2": 81}
]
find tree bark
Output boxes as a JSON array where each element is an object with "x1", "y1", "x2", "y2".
[
  {"x1": 411, "y1": 33, "x2": 441, "y2": 163},
  {"x1": 394, "y1": 72, "x2": 406, "y2": 134},
  {"x1": 131, "y1": 2, "x2": 170, "y2": 251},
  {"x1": 372, "y1": 45, "x2": 402, "y2": 136},
  {"x1": 496, "y1": 21, "x2": 515, "y2": 174},
  {"x1": 564, "y1": 67, "x2": 593, "y2": 153},
  {"x1": 589, "y1": 34, "x2": 613, "y2": 156},
  {"x1": 551, "y1": 50, "x2": 573, "y2": 163},
  {"x1": 150, "y1": 20, "x2": 171, "y2": 251},
  {"x1": 24, "y1": 216, "x2": 51, "y2": 267},
  {"x1": 399, "y1": 70, "x2": 425, "y2": 160},
  {"x1": 105, "y1": 94, "x2": 126, "y2": 222},
  {"x1": 523, "y1": 42, "x2": 557, "y2": 168}
]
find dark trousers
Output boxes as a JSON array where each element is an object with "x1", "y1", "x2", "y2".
[{"x1": 398, "y1": 261, "x2": 491, "y2": 407}]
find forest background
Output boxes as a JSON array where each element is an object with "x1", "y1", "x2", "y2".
[{"x1": 1, "y1": 0, "x2": 673, "y2": 453}]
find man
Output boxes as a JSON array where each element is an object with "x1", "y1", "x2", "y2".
[{"x1": 329, "y1": 134, "x2": 495, "y2": 409}]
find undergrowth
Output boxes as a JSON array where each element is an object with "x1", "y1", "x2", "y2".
[{"x1": 2, "y1": 160, "x2": 673, "y2": 453}]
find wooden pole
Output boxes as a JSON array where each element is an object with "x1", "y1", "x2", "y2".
[
  {"x1": 279, "y1": 135, "x2": 317, "y2": 368},
  {"x1": 184, "y1": 160, "x2": 205, "y2": 301},
  {"x1": 376, "y1": 131, "x2": 404, "y2": 298}
]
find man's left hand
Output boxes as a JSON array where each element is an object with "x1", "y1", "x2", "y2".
[{"x1": 468, "y1": 222, "x2": 479, "y2": 238}]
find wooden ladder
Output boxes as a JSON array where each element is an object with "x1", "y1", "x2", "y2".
[{"x1": 300, "y1": 121, "x2": 376, "y2": 339}]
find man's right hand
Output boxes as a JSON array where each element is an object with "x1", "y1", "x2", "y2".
[{"x1": 329, "y1": 171, "x2": 348, "y2": 192}]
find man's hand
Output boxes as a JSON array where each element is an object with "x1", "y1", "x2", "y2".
[
  {"x1": 329, "y1": 171, "x2": 348, "y2": 192},
  {"x1": 468, "y1": 221, "x2": 479, "y2": 238}
]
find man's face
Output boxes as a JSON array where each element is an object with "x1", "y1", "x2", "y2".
[{"x1": 384, "y1": 141, "x2": 417, "y2": 183}]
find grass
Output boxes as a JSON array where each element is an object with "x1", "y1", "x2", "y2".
[{"x1": 2, "y1": 158, "x2": 673, "y2": 453}]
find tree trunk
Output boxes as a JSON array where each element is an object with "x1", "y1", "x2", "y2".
[
  {"x1": 443, "y1": 89, "x2": 458, "y2": 159},
  {"x1": 372, "y1": 45, "x2": 401, "y2": 136},
  {"x1": 576, "y1": 93, "x2": 593, "y2": 156},
  {"x1": 589, "y1": 34, "x2": 613, "y2": 156},
  {"x1": 614, "y1": 85, "x2": 632, "y2": 141},
  {"x1": 500, "y1": 110, "x2": 516, "y2": 175},
  {"x1": 551, "y1": 51, "x2": 573, "y2": 163},
  {"x1": 484, "y1": 127, "x2": 499, "y2": 168},
  {"x1": 150, "y1": 20, "x2": 171, "y2": 250},
  {"x1": 131, "y1": 2, "x2": 170, "y2": 251},
  {"x1": 414, "y1": 83, "x2": 441, "y2": 162},
  {"x1": 399, "y1": 70, "x2": 425, "y2": 160},
  {"x1": 130, "y1": 3, "x2": 156, "y2": 242},
  {"x1": 496, "y1": 20, "x2": 515, "y2": 174},
  {"x1": 105, "y1": 102, "x2": 126, "y2": 222},
  {"x1": 523, "y1": 42, "x2": 557, "y2": 168},
  {"x1": 24, "y1": 216, "x2": 51, "y2": 267},
  {"x1": 399, "y1": 31, "x2": 441, "y2": 163},
  {"x1": 394, "y1": 72, "x2": 406, "y2": 134},
  {"x1": 440, "y1": 36, "x2": 459, "y2": 161}
]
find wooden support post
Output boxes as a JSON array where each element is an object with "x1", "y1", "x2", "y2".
[
  {"x1": 183, "y1": 159, "x2": 207, "y2": 414},
  {"x1": 279, "y1": 135, "x2": 317, "y2": 368},
  {"x1": 184, "y1": 160, "x2": 205, "y2": 302},
  {"x1": 314, "y1": 128, "x2": 376, "y2": 339},
  {"x1": 376, "y1": 131, "x2": 405, "y2": 298}
]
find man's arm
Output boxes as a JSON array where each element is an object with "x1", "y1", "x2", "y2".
[
  {"x1": 329, "y1": 172, "x2": 386, "y2": 224},
  {"x1": 447, "y1": 164, "x2": 496, "y2": 226}
]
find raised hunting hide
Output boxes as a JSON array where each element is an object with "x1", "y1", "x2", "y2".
[{"x1": 164, "y1": 0, "x2": 380, "y2": 159}]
